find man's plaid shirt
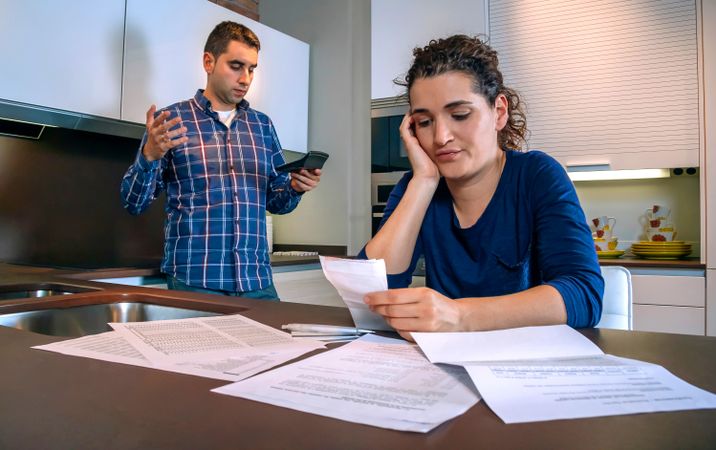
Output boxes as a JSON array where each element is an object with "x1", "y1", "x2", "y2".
[{"x1": 121, "y1": 90, "x2": 301, "y2": 292}]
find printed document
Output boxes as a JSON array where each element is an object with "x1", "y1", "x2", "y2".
[
  {"x1": 463, "y1": 354, "x2": 716, "y2": 423},
  {"x1": 110, "y1": 313, "x2": 321, "y2": 363},
  {"x1": 213, "y1": 334, "x2": 480, "y2": 433},
  {"x1": 412, "y1": 325, "x2": 716, "y2": 423},
  {"x1": 413, "y1": 325, "x2": 604, "y2": 364},
  {"x1": 319, "y1": 256, "x2": 391, "y2": 330},
  {"x1": 34, "y1": 331, "x2": 152, "y2": 368},
  {"x1": 35, "y1": 314, "x2": 324, "y2": 382}
]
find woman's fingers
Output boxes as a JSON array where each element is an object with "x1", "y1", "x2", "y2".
[
  {"x1": 398, "y1": 114, "x2": 439, "y2": 180},
  {"x1": 365, "y1": 287, "x2": 463, "y2": 333},
  {"x1": 364, "y1": 288, "x2": 426, "y2": 306},
  {"x1": 371, "y1": 302, "x2": 422, "y2": 318}
]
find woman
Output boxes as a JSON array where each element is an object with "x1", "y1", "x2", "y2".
[{"x1": 362, "y1": 35, "x2": 603, "y2": 340}]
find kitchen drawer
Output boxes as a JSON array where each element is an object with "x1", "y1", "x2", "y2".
[
  {"x1": 633, "y1": 305, "x2": 705, "y2": 336},
  {"x1": 631, "y1": 275, "x2": 705, "y2": 307}
]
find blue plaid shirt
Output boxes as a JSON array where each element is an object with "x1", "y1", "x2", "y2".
[{"x1": 121, "y1": 90, "x2": 301, "y2": 292}]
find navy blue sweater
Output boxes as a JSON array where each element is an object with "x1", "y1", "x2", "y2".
[{"x1": 361, "y1": 150, "x2": 603, "y2": 328}]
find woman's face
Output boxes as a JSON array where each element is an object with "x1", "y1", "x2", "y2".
[{"x1": 409, "y1": 71, "x2": 507, "y2": 181}]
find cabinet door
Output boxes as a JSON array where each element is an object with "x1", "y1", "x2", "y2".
[
  {"x1": 371, "y1": 117, "x2": 390, "y2": 172},
  {"x1": 631, "y1": 274, "x2": 705, "y2": 335},
  {"x1": 631, "y1": 275, "x2": 705, "y2": 307},
  {"x1": 708, "y1": 269, "x2": 716, "y2": 337},
  {"x1": 633, "y1": 305, "x2": 705, "y2": 336},
  {"x1": 371, "y1": 115, "x2": 411, "y2": 172},
  {"x1": 0, "y1": 0, "x2": 124, "y2": 118},
  {"x1": 388, "y1": 116, "x2": 411, "y2": 171},
  {"x1": 371, "y1": 0, "x2": 487, "y2": 100},
  {"x1": 123, "y1": 0, "x2": 309, "y2": 152}
]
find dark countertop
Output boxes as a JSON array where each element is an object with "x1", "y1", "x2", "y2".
[
  {"x1": 0, "y1": 267, "x2": 715, "y2": 449},
  {"x1": 0, "y1": 255, "x2": 320, "y2": 283},
  {"x1": 2, "y1": 247, "x2": 701, "y2": 283}
]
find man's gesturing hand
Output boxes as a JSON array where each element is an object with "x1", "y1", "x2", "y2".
[{"x1": 142, "y1": 105, "x2": 189, "y2": 162}]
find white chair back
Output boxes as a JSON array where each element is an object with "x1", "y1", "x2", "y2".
[{"x1": 596, "y1": 266, "x2": 632, "y2": 330}]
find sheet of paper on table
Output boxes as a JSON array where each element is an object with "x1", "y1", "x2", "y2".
[
  {"x1": 212, "y1": 334, "x2": 480, "y2": 433},
  {"x1": 319, "y1": 256, "x2": 392, "y2": 331},
  {"x1": 412, "y1": 325, "x2": 716, "y2": 423},
  {"x1": 109, "y1": 314, "x2": 322, "y2": 363},
  {"x1": 34, "y1": 314, "x2": 324, "y2": 382}
]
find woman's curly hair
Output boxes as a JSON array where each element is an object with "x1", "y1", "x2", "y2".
[{"x1": 397, "y1": 34, "x2": 527, "y2": 151}]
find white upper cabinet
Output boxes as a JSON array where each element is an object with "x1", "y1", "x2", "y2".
[
  {"x1": 489, "y1": 0, "x2": 700, "y2": 170},
  {"x1": 371, "y1": 0, "x2": 487, "y2": 100},
  {"x1": 0, "y1": 0, "x2": 125, "y2": 118},
  {"x1": 122, "y1": 0, "x2": 309, "y2": 153}
]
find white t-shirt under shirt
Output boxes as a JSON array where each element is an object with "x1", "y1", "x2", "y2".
[{"x1": 216, "y1": 109, "x2": 237, "y2": 127}]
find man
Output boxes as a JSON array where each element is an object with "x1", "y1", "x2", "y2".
[{"x1": 121, "y1": 21, "x2": 320, "y2": 300}]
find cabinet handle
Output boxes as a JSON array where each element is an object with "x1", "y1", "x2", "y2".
[{"x1": 565, "y1": 162, "x2": 611, "y2": 173}]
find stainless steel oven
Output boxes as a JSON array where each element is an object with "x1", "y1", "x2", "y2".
[
  {"x1": 371, "y1": 172, "x2": 406, "y2": 206},
  {"x1": 371, "y1": 172, "x2": 406, "y2": 235}
]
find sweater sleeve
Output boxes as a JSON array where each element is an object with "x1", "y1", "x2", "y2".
[
  {"x1": 527, "y1": 152, "x2": 604, "y2": 327},
  {"x1": 356, "y1": 172, "x2": 422, "y2": 288}
]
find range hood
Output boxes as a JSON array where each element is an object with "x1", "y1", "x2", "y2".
[{"x1": 0, "y1": 98, "x2": 145, "y2": 140}]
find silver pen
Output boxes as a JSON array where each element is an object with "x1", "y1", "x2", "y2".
[{"x1": 282, "y1": 323, "x2": 375, "y2": 335}]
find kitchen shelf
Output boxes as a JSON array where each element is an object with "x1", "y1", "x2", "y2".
[{"x1": 598, "y1": 257, "x2": 704, "y2": 269}]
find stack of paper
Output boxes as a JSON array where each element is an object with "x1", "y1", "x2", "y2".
[
  {"x1": 319, "y1": 256, "x2": 391, "y2": 330},
  {"x1": 412, "y1": 325, "x2": 716, "y2": 423},
  {"x1": 34, "y1": 314, "x2": 324, "y2": 382}
]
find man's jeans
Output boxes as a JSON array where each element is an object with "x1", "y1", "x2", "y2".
[{"x1": 166, "y1": 276, "x2": 280, "y2": 301}]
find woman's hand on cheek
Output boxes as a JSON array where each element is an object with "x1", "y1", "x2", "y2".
[
  {"x1": 400, "y1": 114, "x2": 439, "y2": 182},
  {"x1": 364, "y1": 287, "x2": 464, "y2": 340}
]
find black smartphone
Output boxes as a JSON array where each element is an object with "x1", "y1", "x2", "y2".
[{"x1": 276, "y1": 151, "x2": 329, "y2": 172}]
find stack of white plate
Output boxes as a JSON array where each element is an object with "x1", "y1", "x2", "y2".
[{"x1": 631, "y1": 241, "x2": 692, "y2": 260}]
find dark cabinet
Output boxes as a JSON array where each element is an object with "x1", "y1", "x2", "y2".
[{"x1": 371, "y1": 116, "x2": 411, "y2": 173}]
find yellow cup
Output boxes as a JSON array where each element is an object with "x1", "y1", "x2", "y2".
[{"x1": 594, "y1": 237, "x2": 618, "y2": 251}]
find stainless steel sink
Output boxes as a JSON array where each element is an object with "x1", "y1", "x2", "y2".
[
  {"x1": 0, "y1": 302, "x2": 222, "y2": 337},
  {"x1": 0, "y1": 283, "x2": 99, "y2": 301}
]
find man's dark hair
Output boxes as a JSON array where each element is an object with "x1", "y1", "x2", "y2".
[{"x1": 204, "y1": 21, "x2": 261, "y2": 57}]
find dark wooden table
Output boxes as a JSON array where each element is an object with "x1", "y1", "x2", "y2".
[{"x1": 1, "y1": 285, "x2": 715, "y2": 450}]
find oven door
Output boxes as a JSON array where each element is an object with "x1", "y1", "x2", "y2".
[{"x1": 372, "y1": 206, "x2": 384, "y2": 236}]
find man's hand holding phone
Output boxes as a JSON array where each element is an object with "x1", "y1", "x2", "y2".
[
  {"x1": 275, "y1": 150, "x2": 327, "y2": 193},
  {"x1": 290, "y1": 168, "x2": 322, "y2": 193}
]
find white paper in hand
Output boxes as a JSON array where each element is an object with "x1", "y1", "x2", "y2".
[{"x1": 319, "y1": 256, "x2": 392, "y2": 331}]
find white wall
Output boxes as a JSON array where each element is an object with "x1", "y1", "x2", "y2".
[
  {"x1": 259, "y1": 0, "x2": 372, "y2": 255},
  {"x1": 371, "y1": 0, "x2": 488, "y2": 99}
]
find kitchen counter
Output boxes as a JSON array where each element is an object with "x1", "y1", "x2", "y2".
[
  {"x1": 3, "y1": 249, "x2": 701, "y2": 284},
  {"x1": 0, "y1": 254, "x2": 321, "y2": 283},
  {"x1": 0, "y1": 268, "x2": 715, "y2": 449}
]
